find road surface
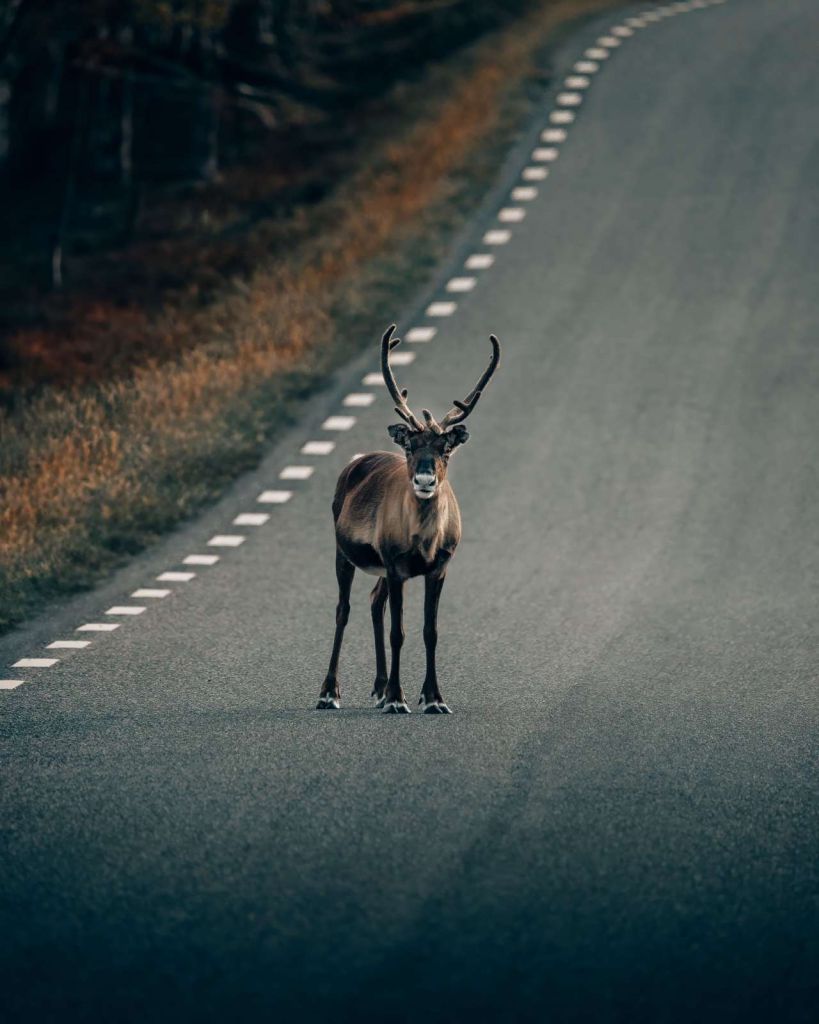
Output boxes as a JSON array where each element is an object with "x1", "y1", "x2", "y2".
[{"x1": 2, "y1": 1, "x2": 817, "y2": 1020}]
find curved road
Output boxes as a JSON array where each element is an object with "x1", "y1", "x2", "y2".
[{"x1": 2, "y1": 1, "x2": 817, "y2": 1020}]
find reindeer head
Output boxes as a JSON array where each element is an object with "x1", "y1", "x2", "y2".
[{"x1": 381, "y1": 324, "x2": 501, "y2": 500}]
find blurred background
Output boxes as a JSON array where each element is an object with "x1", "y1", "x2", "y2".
[{"x1": 1, "y1": 0, "x2": 601, "y2": 632}]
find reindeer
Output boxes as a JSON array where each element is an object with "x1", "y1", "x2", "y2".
[{"x1": 316, "y1": 324, "x2": 501, "y2": 714}]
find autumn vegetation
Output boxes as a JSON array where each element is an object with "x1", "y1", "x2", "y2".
[{"x1": 0, "y1": 0, "x2": 617, "y2": 633}]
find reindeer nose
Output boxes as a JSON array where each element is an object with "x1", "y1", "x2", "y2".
[{"x1": 413, "y1": 471, "x2": 436, "y2": 488}]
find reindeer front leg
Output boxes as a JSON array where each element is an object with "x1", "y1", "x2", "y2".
[
  {"x1": 383, "y1": 573, "x2": 410, "y2": 713},
  {"x1": 419, "y1": 572, "x2": 452, "y2": 714},
  {"x1": 317, "y1": 548, "x2": 355, "y2": 709}
]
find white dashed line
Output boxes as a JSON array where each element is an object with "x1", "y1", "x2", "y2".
[
  {"x1": 465, "y1": 254, "x2": 494, "y2": 269},
  {"x1": 426, "y1": 301, "x2": 457, "y2": 316},
  {"x1": 279, "y1": 465, "x2": 314, "y2": 480},
  {"x1": 406, "y1": 326, "x2": 437, "y2": 342},
  {"x1": 322, "y1": 415, "x2": 356, "y2": 431},
  {"x1": 0, "y1": 680, "x2": 24, "y2": 690},
  {"x1": 301, "y1": 440, "x2": 335, "y2": 455},
  {"x1": 233, "y1": 513, "x2": 270, "y2": 526},
  {"x1": 257, "y1": 489, "x2": 294, "y2": 504},
  {"x1": 9, "y1": 0, "x2": 719, "y2": 670},
  {"x1": 343, "y1": 393, "x2": 376, "y2": 407},
  {"x1": 550, "y1": 110, "x2": 575, "y2": 125}
]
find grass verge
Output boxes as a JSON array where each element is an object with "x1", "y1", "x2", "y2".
[{"x1": 0, "y1": 0, "x2": 618, "y2": 634}]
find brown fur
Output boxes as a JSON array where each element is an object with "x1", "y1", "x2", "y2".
[{"x1": 316, "y1": 324, "x2": 500, "y2": 714}]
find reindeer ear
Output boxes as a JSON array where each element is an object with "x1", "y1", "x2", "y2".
[
  {"x1": 388, "y1": 423, "x2": 411, "y2": 447},
  {"x1": 447, "y1": 424, "x2": 470, "y2": 448}
]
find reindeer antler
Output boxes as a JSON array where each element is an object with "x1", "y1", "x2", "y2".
[
  {"x1": 439, "y1": 334, "x2": 501, "y2": 428},
  {"x1": 381, "y1": 324, "x2": 424, "y2": 431}
]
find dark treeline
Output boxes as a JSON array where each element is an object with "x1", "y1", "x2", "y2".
[{"x1": 0, "y1": 0, "x2": 531, "y2": 290}]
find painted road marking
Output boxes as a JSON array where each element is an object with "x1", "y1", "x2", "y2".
[
  {"x1": 184, "y1": 554, "x2": 219, "y2": 565},
  {"x1": 301, "y1": 440, "x2": 335, "y2": 455},
  {"x1": 483, "y1": 229, "x2": 511, "y2": 245},
  {"x1": 598, "y1": 36, "x2": 621, "y2": 47},
  {"x1": 280, "y1": 465, "x2": 314, "y2": 480},
  {"x1": 611, "y1": 25, "x2": 634, "y2": 36},
  {"x1": 556, "y1": 92, "x2": 583, "y2": 106},
  {"x1": 13, "y1": 658, "x2": 59, "y2": 668},
  {"x1": 565, "y1": 76, "x2": 590, "y2": 89},
  {"x1": 523, "y1": 166, "x2": 548, "y2": 181},
  {"x1": 233, "y1": 513, "x2": 270, "y2": 526},
  {"x1": 106, "y1": 606, "x2": 146, "y2": 616},
  {"x1": 0, "y1": 680, "x2": 24, "y2": 690},
  {"x1": 322, "y1": 415, "x2": 356, "y2": 431},
  {"x1": 343, "y1": 393, "x2": 376, "y2": 407},
  {"x1": 257, "y1": 489, "x2": 294, "y2": 503},
  {"x1": 532, "y1": 147, "x2": 559, "y2": 161},
  {"x1": 47, "y1": 640, "x2": 91, "y2": 649},
  {"x1": 362, "y1": 372, "x2": 386, "y2": 385},
  {"x1": 585, "y1": 48, "x2": 609, "y2": 59},
  {"x1": 131, "y1": 589, "x2": 170, "y2": 598},
  {"x1": 207, "y1": 536, "x2": 245, "y2": 548},
  {"x1": 77, "y1": 623, "x2": 120, "y2": 632},
  {"x1": 446, "y1": 277, "x2": 476, "y2": 293},
  {"x1": 465, "y1": 254, "x2": 494, "y2": 269},
  {"x1": 498, "y1": 207, "x2": 525, "y2": 222},
  {"x1": 574, "y1": 60, "x2": 599, "y2": 73},
  {"x1": 406, "y1": 326, "x2": 437, "y2": 342},
  {"x1": 550, "y1": 110, "x2": 575, "y2": 124},
  {"x1": 426, "y1": 301, "x2": 457, "y2": 316},
  {"x1": 390, "y1": 351, "x2": 415, "y2": 366},
  {"x1": 512, "y1": 186, "x2": 538, "y2": 201},
  {"x1": 541, "y1": 128, "x2": 568, "y2": 143},
  {"x1": 157, "y1": 571, "x2": 196, "y2": 581}
]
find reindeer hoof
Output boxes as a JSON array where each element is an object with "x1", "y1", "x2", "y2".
[
  {"x1": 419, "y1": 699, "x2": 452, "y2": 714},
  {"x1": 316, "y1": 695, "x2": 341, "y2": 710},
  {"x1": 373, "y1": 694, "x2": 387, "y2": 709},
  {"x1": 382, "y1": 700, "x2": 411, "y2": 714}
]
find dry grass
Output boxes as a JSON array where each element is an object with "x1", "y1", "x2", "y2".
[{"x1": 0, "y1": 0, "x2": 618, "y2": 633}]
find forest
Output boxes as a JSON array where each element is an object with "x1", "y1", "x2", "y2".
[{"x1": 0, "y1": 1, "x2": 531, "y2": 308}]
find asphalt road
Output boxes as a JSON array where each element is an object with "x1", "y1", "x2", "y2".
[{"x1": 2, "y1": 1, "x2": 817, "y2": 1020}]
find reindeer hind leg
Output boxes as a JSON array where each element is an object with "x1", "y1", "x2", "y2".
[{"x1": 370, "y1": 578, "x2": 389, "y2": 708}]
